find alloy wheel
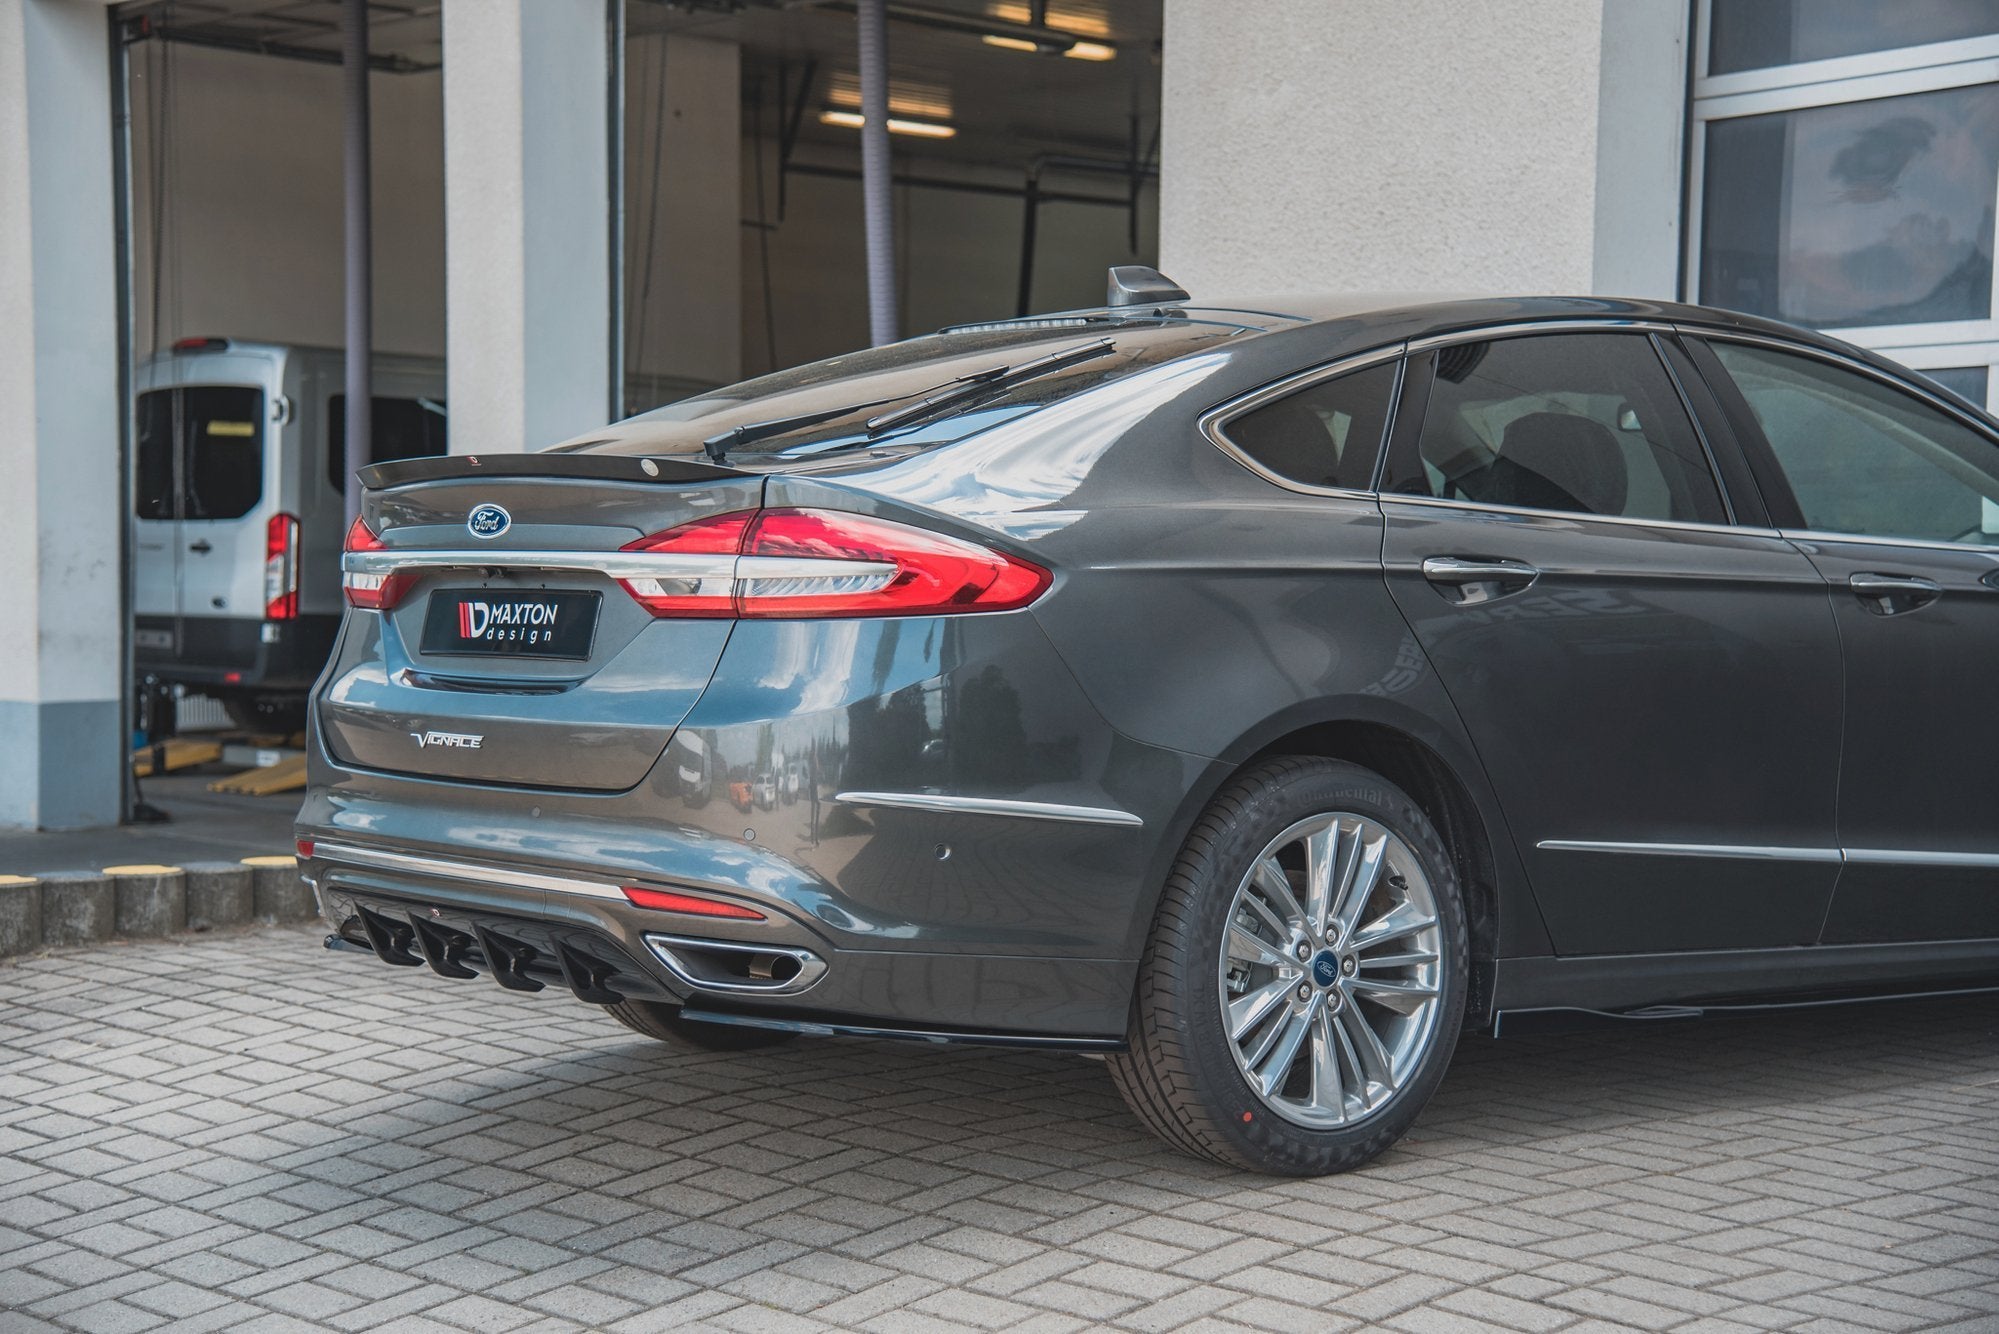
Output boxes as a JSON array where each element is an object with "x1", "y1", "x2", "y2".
[{"x1": 1217, "y1": 812, "x2": 1444, "y2": 1129}]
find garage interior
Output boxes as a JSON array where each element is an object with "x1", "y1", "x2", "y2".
[{"x1": 121, "y1": 0, "x2": 1163, "y2": 413}]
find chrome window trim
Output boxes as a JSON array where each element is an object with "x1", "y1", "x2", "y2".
[
  {"x1": 832, "y1": 790, "x2": 1143, "y2": 827},
  {"x1": 1379, "y1": 492, "x2": 1783, "y2": 542},
  {"x1": 1537, "y1": 839, "x2": 1843, "y2": 864},
  {"x1": 1541, "y1": 839, "x2": 1999, "y2": 869},
  {"x1": 1402, "y1": 318, "x2": 1681, "y2": 352},
  {"x1": 1780, "y1": 528, "x2": 1999, "y2": 558},
  {"x1": 1197, "y1": 342, "x2": 1406, "y2": 500},
  {"x1": 312, "y1": 839, "x2": 628, "y2": 901}
]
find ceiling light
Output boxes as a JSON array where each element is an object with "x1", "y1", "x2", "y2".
[
  {"x1": 991, "y1": 2, "x2": 1110, "y2": 38},
  {"x1": 981, "y1": 33, "x2": 1041, "y2": 52},
  {"x1": 819, "y1": 109, "x2": 959, "y2": 139},
  {"x1": 1062, "y1": 40, "x2": 1116, "y2": 60}
]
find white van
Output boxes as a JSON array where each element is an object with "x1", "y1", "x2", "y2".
[{"x1": 132, "y1": 339, "x2": 446, "y2": 731}]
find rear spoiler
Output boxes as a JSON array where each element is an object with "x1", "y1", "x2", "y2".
[{"x1": 360, "y1": 452, "x2": 750, "y2": 489}]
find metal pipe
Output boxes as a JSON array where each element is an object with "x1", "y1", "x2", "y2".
[
  {"x1": 856, "y1": 0, "x2": 896, "y2": 346},
  {"x1": 342, "y1": 0, "x2": 372, "y2": 524}
]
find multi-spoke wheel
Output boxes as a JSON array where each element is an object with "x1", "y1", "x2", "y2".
[{"x1": 1108, "y1": 757, "x2": 1467, "y2": 1175}]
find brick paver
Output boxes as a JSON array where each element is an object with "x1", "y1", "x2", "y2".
[{"x1": 1, "y1": 926, "x2": 1995, "y2": 1332}]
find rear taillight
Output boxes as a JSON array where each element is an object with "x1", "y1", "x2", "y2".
[
  {"x1": 341, "y1": 515, "x2": 412, "y2": 610},
  {"x1": 264, "y1": 512, "x2": 300, "y2": 620},
  {"x1": 619, "y1": 509, "x2": 1049, "y2": 619}
]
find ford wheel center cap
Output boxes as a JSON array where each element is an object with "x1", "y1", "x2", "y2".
[{"x1": 467, "y1": 503, "x2": 511, "y2": 539}]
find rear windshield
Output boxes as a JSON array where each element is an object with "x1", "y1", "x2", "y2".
[
  {"x1": 135, "y1": 386, "x2": 265, "y2": 520},
  {"x1": 328, "y1": 394, "x2": 449, "y2": 489},
  {"x1": 583, "y1": 319, "x2": 1243, "y2": 457}
]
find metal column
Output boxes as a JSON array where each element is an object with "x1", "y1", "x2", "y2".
[
  {"x1": 342, "y1": 0, "x2": 373, "y2": 523},
  {"x1": 856, "y1": 0, "x2": 896, "y2": 347}
]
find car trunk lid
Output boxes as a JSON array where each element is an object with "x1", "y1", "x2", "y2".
[{"x1": 316, "y1": 456, "x2": 761, "y2": 791}]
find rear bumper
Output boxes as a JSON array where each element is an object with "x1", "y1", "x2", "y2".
[
  {"x1": 302, "y1": 836, "x2": 1136, "y2": 1040},
  {"x1": 137, "y1": 613, "x2": 339, "y2": 692}
]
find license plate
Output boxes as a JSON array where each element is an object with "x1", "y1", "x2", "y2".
[{"x1": 420, "y1": 589, "x2": 600, "y2": 659}]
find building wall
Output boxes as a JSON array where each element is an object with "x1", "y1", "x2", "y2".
[
  {"x1": 129, "y1": 42, "x2": 446, "y2": 359},
  {"x1": 1159, "y1": 0, "x2": 1689, "y2": 302}
]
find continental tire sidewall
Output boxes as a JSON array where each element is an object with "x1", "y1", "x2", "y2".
[{"x1": 1119, "y1": 758, "x2": 1468, "y2": 1175}]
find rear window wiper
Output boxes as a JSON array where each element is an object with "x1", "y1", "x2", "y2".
[
  {"x1": 703, "y1": 338, "x2": 1115, "y2": 462},
  {"x1": 702, "y1": 366, "x2": 1011, "y2": 461},
  {"x1": 860, "y1": 337, "x2": 1116, "y2": 437}
]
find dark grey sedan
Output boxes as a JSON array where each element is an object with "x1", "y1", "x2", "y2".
[{"x1": 301, "y1": 271, "x2": 1999, "y2": 1175}]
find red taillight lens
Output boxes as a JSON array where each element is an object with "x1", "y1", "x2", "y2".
[
  {"x1": 621, "y1": 886, "x2": 766, "y2": 920},
  {"x1": 264, "y1": 512, "x2": 300, "y2": 620},
  {"x1": 342, "y1": 515, "x2": 412, "y2": 610},
  {"x1": 617, "y1": 512, "x2": 753, "y2": 617},
  {"x1": 618, "y1": 509, "x2": 1050, "y2": 620},
  {"x1": 295, "y1": 838, "x2": 314, "y2": 860}
]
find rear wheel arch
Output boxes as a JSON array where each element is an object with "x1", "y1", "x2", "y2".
[{"x1": 1129, "y1": 705, "x2": 1519, "y2": 1029}]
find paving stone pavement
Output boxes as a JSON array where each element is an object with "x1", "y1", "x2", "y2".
[{"x1": 1, "y1": 925, "x2": 1995, "y2": 1334}]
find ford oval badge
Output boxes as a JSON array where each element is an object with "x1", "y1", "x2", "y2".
[{"x1": 467, "y1": 503, "x2": 511, "y2": 540}]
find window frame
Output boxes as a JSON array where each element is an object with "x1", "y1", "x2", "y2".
[
  {"x1": 1688, "y1": 2, "x2": 1999, "y2": 405},
  {"x1": 1199, "y1": 342, "x2": 1408, "y2": 498},
  {"x1": 1685, "y1": 328, "x2": 1999, "y2": 552},
  {"x1": 1377, "y1": 321, "x2": 1747, "y2": 534}
]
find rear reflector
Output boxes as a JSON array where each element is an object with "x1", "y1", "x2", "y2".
[
  {"x1": 342, "y1": 515, "x2": 413, "y2": 610},
  {"x1": 621, "y1": 886, "x2": 767, "y2": 920},
  {"x1": 172, "y1": 336, "x2": 229, "y2": 352},
  {"x1": 264, "y1": 512, "x2": 300, "y2": 620},
  {"x1": 295, "y1": 838, "x2": 314, "y2": 860},
  {"x1": 619, "y1": 508, "x2": 1050, "y2": 619}
]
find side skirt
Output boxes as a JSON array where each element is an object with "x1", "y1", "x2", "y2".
[{"x1": 1491, "y1": 937, "x2": 1999, "y2": 1024}]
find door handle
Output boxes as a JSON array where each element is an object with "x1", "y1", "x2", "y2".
[
  {"x1": 1849, "y1": 572, "x2": 1941, "y2": 615},
  {"x1": 1420, "y1": 556, "x2": 1539, "y2": 605},
  {"x1": 188, "y1": 540, "x2": 213, "y2": 555},
  {"x1": 1421, "y1": 557, "x2": 1540, "y2": 584}
]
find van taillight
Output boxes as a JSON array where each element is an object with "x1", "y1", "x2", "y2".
[
  {"x1": 341, "y1": 515, "x2": 411, "y2": 610},
  {"x1": 264, "y1": 512, "x2": 300, "y2": 621},
  {"x1": 618, "y1": 509, "x2": 1050, "y2": 619}
]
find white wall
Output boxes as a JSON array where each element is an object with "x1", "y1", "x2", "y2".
[
  {"x1": 1159, "y1": 0, "x2": 1688, "y2": 302},
  {"x1": 129, "y1": 42, "x2": 445, "y2": 359},
  {"x1": 0, "y1": 0, "x2": 123, "y2": 828}
]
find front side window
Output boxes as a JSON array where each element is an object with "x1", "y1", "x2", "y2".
[
  {"x1": 1382, "y1": 333, "x2": 1728, "y2": 525},
  {"x1": 134, "y1": 385, "x2": 265, "y2": 520},
  {"x1": 1220, "y1": 360, "x2": 1397, "y2": 490},
  {"x1": 1712, "y1": 341, "x2": 1999, "y2": 544}
]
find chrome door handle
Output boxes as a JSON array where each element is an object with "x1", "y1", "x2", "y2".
[
  {"x1": 1421, "y1": 557, "x2": 1540, "y2": 584},
  {"x1": 188, "y1": 540, "x2": 213, "y2": 555},
  {"x1": 1849, "y1": 572, "x2": 1941, "y2": 615}
]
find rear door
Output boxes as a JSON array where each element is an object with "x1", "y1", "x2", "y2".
[
  {"x1": 1695, "y1": 335, "x2": 1999, "y2": 945},
  {"x1": 134, "y1": 358, "x2": 280, "y2": 624},
  {"x1": 1378, "y1": 325, "x2": 1844, "y2": 956}
]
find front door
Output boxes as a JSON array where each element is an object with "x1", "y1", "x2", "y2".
[
  {"x1": 1701, "y1": 336, "x2": 1999, "y2": 944},
  {"x1": 1378, "y1": 329, "x2": 1844, "y2": 956}
]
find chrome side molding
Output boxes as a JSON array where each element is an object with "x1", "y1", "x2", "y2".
[
  {"x1": 1539, "y1": 839, "x2": 1999, "y2": 868},
  {"x1": 832, "y1": 791, "x2": 1144, "y2": 827},
  {"x1": 312, "y1": 839, "x2": 629, "y2": 901}
]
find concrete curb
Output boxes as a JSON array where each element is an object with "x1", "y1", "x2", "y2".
[{"x1": 0, "y1": 854, "x2": 313, "y2": 957}]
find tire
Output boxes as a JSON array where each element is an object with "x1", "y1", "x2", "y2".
[
  {"x1": 222, "y1": 694, "x2": 308, "y2": 737},
  {"x1": 601, "y1": 999, "x2": 797, "y2": 1052},
  {"x1": 1108, "y1": 757, "x2": 1468, "y2": 1175}
]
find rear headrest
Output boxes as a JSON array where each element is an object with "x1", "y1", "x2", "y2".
[{"x1": 1496, "y1": 412, "x2": 1627, "y2": 516}]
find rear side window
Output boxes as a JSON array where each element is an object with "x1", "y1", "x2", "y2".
[
  {"x1": 328, "y1": 395, "x2": 449, "y2": 490},
  {"x1": 1220, "y1": 360, "x2": 1397, "y2": 490},
  {"x1": 1382, "y1": 333, "x2": 1728, "y2": 525},
  {"x1": 134, "y1": 386, "x2": 265, "y2": 520},
  {"x1": 1713, "y1": 341, "x2": 1999, "y2": 545}
]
